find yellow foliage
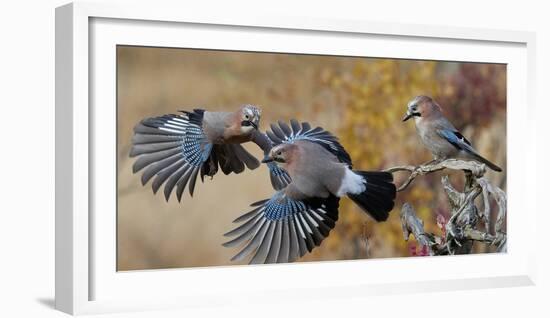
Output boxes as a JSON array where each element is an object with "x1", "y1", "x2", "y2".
[
  {"x1": 317, "y1": 59, "x2": 455, "y2": 258},
  {"x1": 117, "y1": 47, "x2": 506, "y2": 268}
]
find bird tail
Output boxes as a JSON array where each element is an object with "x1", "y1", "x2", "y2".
[
  {"x1": 348, "y1": 171, "x2": 396, "y2": 222},
  {"x1": 469, "y1": 152, "x2": 502, "y2": 172}
]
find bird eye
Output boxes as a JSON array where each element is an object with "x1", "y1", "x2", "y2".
[
  {"x1": 277, "y1": 151, "x2": 282, "y2": 156},
  {"x1": 244, "y1": 115, "x2": 250, "y2": 120}
]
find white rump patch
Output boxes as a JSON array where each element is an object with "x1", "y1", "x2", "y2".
[{"x1": 336, "y1": 169, "x2": 366, "y2": 197}]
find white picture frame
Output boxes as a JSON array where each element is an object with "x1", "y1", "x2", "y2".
[{"x1": 55, "y1": 2, "x2": 537, "y2": 315}]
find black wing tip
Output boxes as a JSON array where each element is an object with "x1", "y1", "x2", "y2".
[
  {"x1": 140, "y1": 175, "x2": 148, "y2": 186},
  {"x1": 469, "y1": 152, "x2": 503, "y2": 173},
  {"x1": 231, "y1": 219, "x2": 241, "y2": 224},
  {"x1": 151, "y1": 184, "x2": 161, "y2": 195},
  {"x1": 221, "y1": 240, "x2": 232, "y2": 246},
  {"x1": 229, "y1": 255, "x2": 242, "y2": 262},
  {"x1": 250, "y1": 199, "x2": 269, "y2": 207},
  {"x1": 482, "y1": 158, "x2": 503, "y2": 172},
  {"x1": 484, "y1": 162, "x2": 503, "y2": 172},
  {"x1": 129, "y1": 148, "x2": 138, "y2": 158}
]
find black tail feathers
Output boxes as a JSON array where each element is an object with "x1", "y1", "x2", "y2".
[
  {"x1": 348, "y1": 171, "x2": 396, "y2": 222},
  {"x1": 471, "y1": 153, "x2": 502, "y2": 172}
]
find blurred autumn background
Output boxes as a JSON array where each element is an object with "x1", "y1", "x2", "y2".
[{"x1": 117, "y1": 46, "x2": 506, "y2": 270}]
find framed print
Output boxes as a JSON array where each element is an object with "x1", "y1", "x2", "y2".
[{"x1": 55, "y1": 2, "x2": 537, "y2": 315}]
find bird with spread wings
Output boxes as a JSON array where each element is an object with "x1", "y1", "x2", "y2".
[
  {"x1": 129, "y1": 104, "x2": 290, "y2": 202},
  {"x1": 130, "y1": 106, "x2": 396, "y2": 264},
  {"x1": 223, "y1": 119, "x2": 396, "y2": 264}
]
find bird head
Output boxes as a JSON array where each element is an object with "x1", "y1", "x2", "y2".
[
  {"x1": 261, "y1": 144, "x2": 296, "y2": 164},
  {"x1": 239, "y1": 104, "x2": 261, "y2": 133},
  {"x1": 402, "y1": 95, "x2": 442, "y2": 122}
]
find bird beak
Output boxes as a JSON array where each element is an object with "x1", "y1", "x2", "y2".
[
  {"x1": 241, "y1": 120, "x2": 258, "y2": 129},
  {"x1": 261, "y1": 155, "x2": 274, "y2": 163},
  {"x1": 402, "y1": 112, "x2": 413, "y2": 122}
]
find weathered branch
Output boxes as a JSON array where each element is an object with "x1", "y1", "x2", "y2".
[
  {"x1": 385, "y1": 159, "x2": 485, "y2": 192},
  {"x1": 388, "y1": 159, "x2": 507, "y2": 255},
  {"x1": 400, "y1": 203, "x2": 437, "y2": 255},
  {"x1": 477, "y1": 178, "x2": 507, "y2": 233}
]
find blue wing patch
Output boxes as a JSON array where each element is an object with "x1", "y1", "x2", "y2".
[
  {"x1": 223, "y1": 191, "x2": 340, "y2": 264},
  {"x1": 437, "y1": 129, "x2": 474, "y2": 153},
  {"x1": 179, "y1": 109, "x2": 211, "y2": 167},
  {"x1": 130, "y1": 109, "x2": 212, "y2": 202},
  {"x1": 436, "y1": 129, "x2": 502, "y2": 171},
  {"x1": 267, "y1": 161, "x2": 291, "y2": 190},
  {"x1": 263, "y1": 192, "x2": 307, "y2": 220}
]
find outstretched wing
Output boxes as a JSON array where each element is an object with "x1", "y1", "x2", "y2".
[
  {"x1": 266, "y1": 162, "x2": 292, "y2": 191},
  {"x1": 249, "y1": 130, "x2": 291, "y2": 190},
  {"x1": 259, "y1": 119, "x2": 352, "y2": 190},
  {"x1": 130, "y1": 109, "x2": 260, "y2": 202},
  {"x1": 223, "y1": 189, "x2": 340, "y2": 264},
  {"x1": 130, "y1": 110, "x2": 212, "y2": 202},
  {"x1": 267, "y1": 119, "x2": 352, "y2": 167}
]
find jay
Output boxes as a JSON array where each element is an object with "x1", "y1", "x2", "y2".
[
  {"x1": 402, "y1": 95, "x2": 502, "y2": 172},
  {"x1": 130, "y1": 105, "x2": 290, "y2": 202},
  {"x1": 223, "y1": 120, "x2": 397, "y2": 264}
]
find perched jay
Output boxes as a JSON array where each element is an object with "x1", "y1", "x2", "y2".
[
  {"x1": 223, "y1": 120, "x2": 396, "y2": 264},
  {"x1": 130, "y1": 105, "x2": 290, "y2": 202},
  {"x1": 402, "y1": 95, "x2": 502, "y2": 172}
]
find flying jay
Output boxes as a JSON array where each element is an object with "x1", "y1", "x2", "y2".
[
  {"x1": 130, "y1": 104, "x2": 291, "y2": 202},
  {"x1": 223, "y1": 120, "x2": 397, "y2": 264},
  {"x1": 402, "y1": 95, "x2": 502, "y2": 172}
]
